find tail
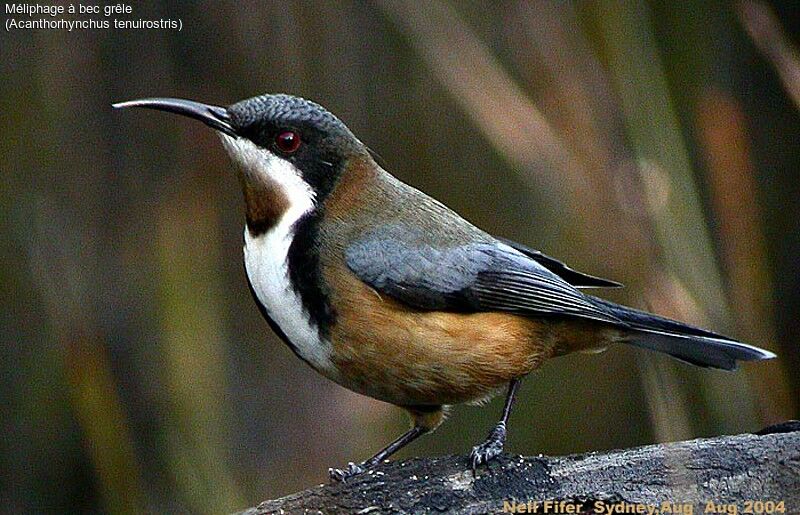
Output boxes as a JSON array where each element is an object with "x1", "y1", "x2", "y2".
[{"x1": 590, "y1": 297, "x2": 776, "y2": 370}]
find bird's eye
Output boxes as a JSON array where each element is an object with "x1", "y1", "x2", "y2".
[{"x1": 275, "y1": 130, "x2": 301, "y2": 154}]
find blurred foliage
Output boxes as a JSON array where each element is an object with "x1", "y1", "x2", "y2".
[{"x1": 1, "y1": 1, "x2": 798, "y2": 513}]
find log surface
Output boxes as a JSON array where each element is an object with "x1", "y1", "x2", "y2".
[{"x1": 240, "y1": 423, "x2": 800, "y2": 514}]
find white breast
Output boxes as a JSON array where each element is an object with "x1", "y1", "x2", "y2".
[
  {"x1": 221, "y1": 135, "x2": 335, "y2": 374},
  {"x1": 244, "y1": 227, "x2": 334, "y2": 374}
]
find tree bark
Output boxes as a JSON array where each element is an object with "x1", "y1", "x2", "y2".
[{"x1": 240, "y1": 422, "x2": 800, "y2": 514}]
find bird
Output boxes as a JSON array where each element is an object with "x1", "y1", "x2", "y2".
[{"x1": 114, "y1": 93, "x2": 776, "y2": 482}]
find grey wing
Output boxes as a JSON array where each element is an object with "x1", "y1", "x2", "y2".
[
  {"x1": 497, "y1": 237, "x2": 622, "y2": 289},
  {"x1": 345, "y1": 236, "x2": 621, "y2": 324}
]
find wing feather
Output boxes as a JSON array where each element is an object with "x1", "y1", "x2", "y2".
[
  {"x1": 497, "y1": 237, "x2": 622, "y2": 288},
  {"x1": 345, "y1": 235, "x2": 620, "y2": 324}
]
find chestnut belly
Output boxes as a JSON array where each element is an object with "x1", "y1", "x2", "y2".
[
  {"x1": 329, "y1": 308, "x2": 563, "y2": 406},
  {"x1": 321, "y1": 259, "x2": 623, "y2": 406}
]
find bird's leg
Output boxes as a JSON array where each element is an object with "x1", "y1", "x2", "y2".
[
  {"x1": 330, "y1": 405, "x2": 443, "y2": 482},
  {"x1": 329, "y1": 425, "x2": 427, "y2": 482},
  {"x1": 470, "y1": 378, "x2": 522, "y2": 472}
]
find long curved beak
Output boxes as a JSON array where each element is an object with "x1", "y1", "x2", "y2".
[{"x1": 112, "y1": 97, "x2": 237, "y2": 137}]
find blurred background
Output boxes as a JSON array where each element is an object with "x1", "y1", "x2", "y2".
[{"x1": 2, "y1": 0, "x2": 799, "y2": 513}]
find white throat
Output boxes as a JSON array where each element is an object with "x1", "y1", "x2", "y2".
[{"x1": 220, "y1": 135, "x2": 334, "y2": 374}]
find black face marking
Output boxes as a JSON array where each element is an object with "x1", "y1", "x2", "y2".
[
  {"x1": 287, "y1": 208, "x2": 336, "y2": 339},
  {"x1": 228, "y1": 94, "x2": 367, "y2": 199}
]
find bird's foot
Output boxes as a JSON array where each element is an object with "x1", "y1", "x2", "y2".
[
  {"x1": 470, "y1": 421, "x2": 506, "y2": 473},
  {"x1": 328, "y1": 461, "x2": 366, "y2": 482}
]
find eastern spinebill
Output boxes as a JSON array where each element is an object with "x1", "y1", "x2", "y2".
[{"x1": 114, "y1": 93, "x2": 776, "y2": 481}]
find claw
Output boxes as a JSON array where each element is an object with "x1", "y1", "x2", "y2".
[
  {"x1": 469, "y1": 421, "x2": 507, "y2": 475},
  {"x1": 329, "y1": 461, "x2": 365, "y2": 482}
]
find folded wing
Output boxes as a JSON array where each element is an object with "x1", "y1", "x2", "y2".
[{"x1": 345, "y1": 234, "x2": 620, "y2": 324}]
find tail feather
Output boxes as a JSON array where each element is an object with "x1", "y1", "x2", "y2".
[{"x1": 590, "y1": 297, "x2": 776, "y2": 370}]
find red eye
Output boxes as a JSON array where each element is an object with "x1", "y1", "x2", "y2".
[{"x1": 275, "y1": 130, "x2": 301, "y2": 153}]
